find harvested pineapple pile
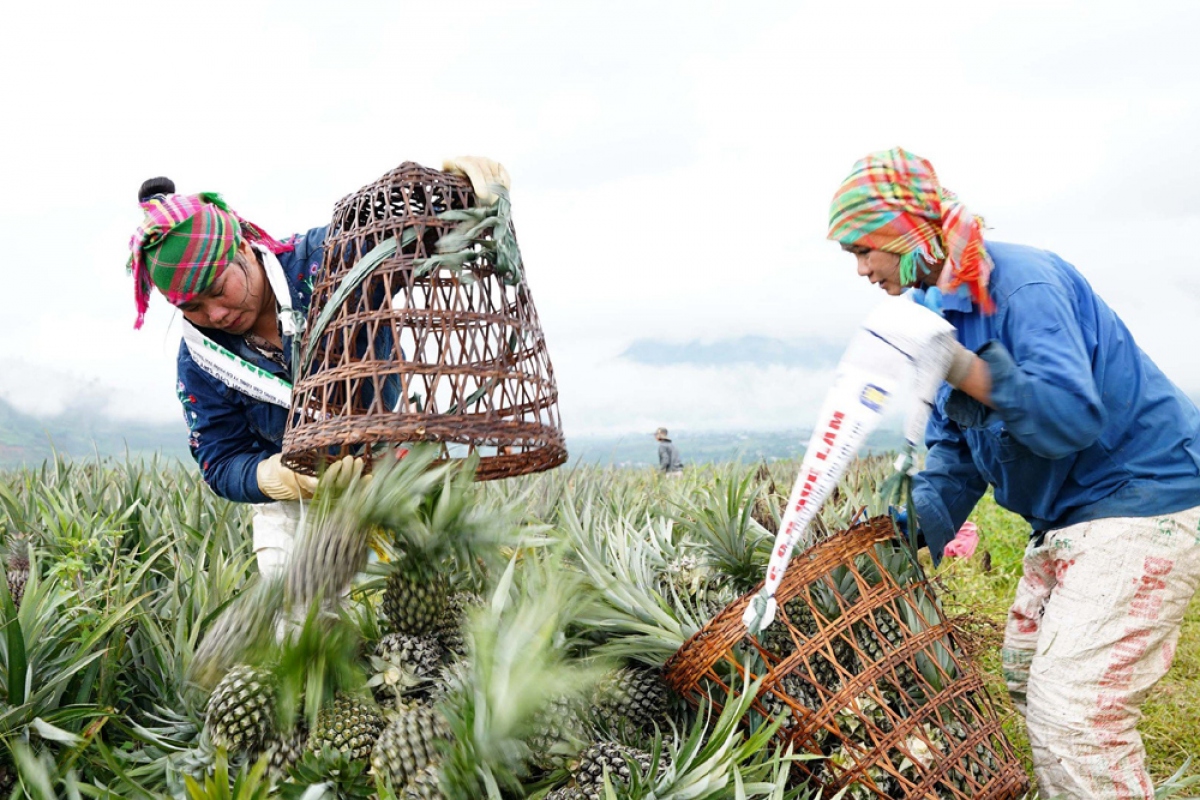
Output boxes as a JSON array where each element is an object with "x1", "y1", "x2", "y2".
[
  {"x1": 0, "y1": 451, "x2": 1013, "y2": 799},
  {"x1": 172, "y1": 449, "x2": 809, "y2": 800}
]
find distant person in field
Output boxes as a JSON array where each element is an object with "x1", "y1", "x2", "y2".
[
  {"x1": 654, "y1": 427, "x2": 683, "y2": 475},
  {"x1": 124, "y1": 159, "x2": 509, "y2": 578},
  {"x1": 827, "y1": 147, "x2": 1200, "y2": 799}
]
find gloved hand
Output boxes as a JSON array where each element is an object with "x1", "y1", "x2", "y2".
[
  {"x1": 889, "y1": 505, "x2": 909, "y2": 538},
  {"x1": 942, "y1": 521, "x2": 980, "y2": 558},
  {"x1": 857, "y1": 297, "x2": 974, "y2": 445},
  {"x1": 256, "y1": 454, "x2": 319, "y2": 502},
  {"x1": 442, "y1": 156, "x2": 511, "y2": 205},
  {"x1": 906, "y1": 339, "x2": 975, "y2": 443},
  {"x1": 315, "y1": 455, "x2": 371, "y2": 498}
]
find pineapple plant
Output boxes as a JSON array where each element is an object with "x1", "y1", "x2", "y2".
[{"x1": 369, "y1": 453, "x2": 528, "y2": 639}]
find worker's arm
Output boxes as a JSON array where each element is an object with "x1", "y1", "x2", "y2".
[
  {"x1": 950, "y1": 353, "x2": 993, "y2": 407},
  {"x1": 956, "y1": 283, "x2": 1105, "y2": 460},
  {"x1": 912, "y1": 395, "x2": 990, "y2": 564},
  {"x1": 177, "y1": 348, "x2": 276, "y2": 503}
]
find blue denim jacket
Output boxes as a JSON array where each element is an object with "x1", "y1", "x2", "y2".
[
  {"x1": 911, "y1": 241, "x2": 1200, "y2": 561},
  {"x1": 176, "y1": 227, "x2": 326, "y2": 502}
]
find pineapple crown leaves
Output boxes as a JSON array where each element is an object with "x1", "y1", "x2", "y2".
[
  {"x1": 439, "y1": 554, "x2": 604, "y2": 800},
  {"x1": 286, "y1": 447, "x2": 445, "y2": 609},
  {"x1": 182, "y1": 747, "x2": 271, "y2": 800},
  {"x1": 413, "y1": 186, "x2": 523, "y2": 287},
  {"x1": 277, "y1": 748, "x2": 375, "y2": 800},
  {"x1": 269, "y1": 602, "x2": 367, "y2": 736},
  {"x1": 614, "y1": 673, "x2": 790, "y2": 800},
  {"x1": 397, "y1": 452, "x2": 547, "y2": 576},
  {"x1": 188, "y1": 577, "x2": 285, "y2": 692},
  {"x1": 672, "y1": 469, "x2": 774, "y2": 594},
  {"x1": 562, "y1": 503, "x2": 703, "y2": 666}
]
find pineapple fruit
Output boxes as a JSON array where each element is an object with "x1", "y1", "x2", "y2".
[
  {"x1": 432, "y1": 590, "x2": 481, "y2": 658},
  {"x1": 382, "y1": 558, "x2": 448, "y2": 637},
  {"x1": 308, "y1": 693, "x2": 384, "y2": 761},
  {"x1": 204, "y1": 664, "x2": 275, "y2": 756},
  {"x1": 567, "y1": 741, "x2": 664, "y2": 800},
  {"x1": 369, "y1": 701, "x2": 450, "y2": 794},
  {"x1": 369, "y1": 632, "x2": 443, "y2": 705},
  {"x1": 589, "y1": 665, "x2": 673, "y2": 739},
  {"x1": 5, "y1": 534, "x2": 29, "y2": 608}
]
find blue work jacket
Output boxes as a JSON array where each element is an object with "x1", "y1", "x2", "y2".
[
  {"x1": 176, "y1": 227, "x2": 326, "y2": 503},
  {"x1": 911, "y1": 241, "x2": 1200, "y2": 561}
]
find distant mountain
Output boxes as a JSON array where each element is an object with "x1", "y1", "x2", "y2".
[
  {"x1": 567, "y1": 426, "x2": 906, "y2": 468},
  {"x1": 0, "y1": 397, "x2": 189, "y2": 468},
  {"x1": 620, "y1": 335, "x2": 844, "y2": 369},
  {"x1": 0, "y1": 393, "x2": 906, "y2": 472}
]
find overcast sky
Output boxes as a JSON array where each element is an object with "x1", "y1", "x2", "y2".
[{"x1": 2, "y1": 0, "x2": 1198, "y2": 440}]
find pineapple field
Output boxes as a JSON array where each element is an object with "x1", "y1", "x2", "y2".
[{"x1": 0, "y1": 452, "x2": 1197, "y2": 799}]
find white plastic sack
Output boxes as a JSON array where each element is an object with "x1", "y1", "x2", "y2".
[
  {"x1": 252, "y1": 500, "x2": 305, "y2": 579},
  {"x1": 743, "y1": 296, "x2": 956, "y2": 633}
]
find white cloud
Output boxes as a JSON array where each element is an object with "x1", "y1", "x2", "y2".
[{"x1": 2, "y1": 0, "x2": 1198, "y2": 440}]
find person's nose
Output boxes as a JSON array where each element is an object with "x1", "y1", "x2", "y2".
[
  {"x1": 206, "y1": 302, "x2": 228, "y2": 325},
  {"x1": 856, "y1": 255, "x2": 871, "y2": 278}
]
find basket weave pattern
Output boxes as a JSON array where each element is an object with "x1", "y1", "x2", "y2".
[
  {"x1": 282, "y1": 162, "x2": 566, "y2": 480},
  {"x1": 664, "y1": 517, "x2": 1028, "y2": 799}
]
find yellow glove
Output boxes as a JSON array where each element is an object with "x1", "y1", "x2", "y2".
[
  {"x1": 442, "y1": 156, "x2": 511, "y2": 205},
  {"x1": 256, "y1": 454, "x2": 319, "y2": 501},
  {"x1": 316, "y1": 455, "x2": 371, "y2": 497}
]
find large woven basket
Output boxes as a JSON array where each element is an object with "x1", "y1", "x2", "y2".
[
  {"x1": 282, "y1": 162, "x2": 566, "y2": 481},
  {"x1": 664, "y1": 517, "x2": 1028, "y2": 799}
]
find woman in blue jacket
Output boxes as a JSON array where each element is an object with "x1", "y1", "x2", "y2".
[
  {"x1": 827, "y1": 147, "x2": 1200, "y2": 799},
  {"x1": 127, "y1": 158, "x2": 509, "y2": 576}
]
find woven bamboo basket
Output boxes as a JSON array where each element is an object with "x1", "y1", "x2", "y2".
[
  {"x1": 281, "y1": 162, "x2": 566, "y2": 480},
  {"x1": 664, "y1": 517, "x2": 1028, "y2": 799}
]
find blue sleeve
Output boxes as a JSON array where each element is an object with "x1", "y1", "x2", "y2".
[
  {"x1": 177, "y1": 348, "x2": 272, "y2": 504},
  {"x1": 913, "y1": 398, "x2": 989, "y2": 563},
  {"x1": 985, "y1": 283, "x2": 1105, "y2": 460}
]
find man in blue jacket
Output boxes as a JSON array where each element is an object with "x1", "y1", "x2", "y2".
[
  {"x1": 127, "y1": 158, "x2": 509, "y2": 576},
  {"x1": 827, "y1": 147, "x2": 1200, "y2": 799}
]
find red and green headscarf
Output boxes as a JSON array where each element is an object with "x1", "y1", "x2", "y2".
[
  {"x1": 126, "y1": 192, "x2": 291, "y2": 329},
  {"x1": 828, "y1": 147, "x2": 994, "y2": 313}
]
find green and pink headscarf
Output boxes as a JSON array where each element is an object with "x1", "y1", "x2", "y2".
[
  {"x1": 828, "y1": 147, "x2": 994, "y2": 313},
  {"x1": 127, "y1": 192, "x2": 291, "y2": 329}
]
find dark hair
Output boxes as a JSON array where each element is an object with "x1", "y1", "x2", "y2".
[{"x1": 137, "y1": 177, "x2": 176, "y2": 203}]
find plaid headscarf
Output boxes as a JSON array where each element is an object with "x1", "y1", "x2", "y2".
[
  {"x1": 127, "y1": 192, "x2": 291, "y2": 329},
  {"x1": 828, "y1": 147, "x2": 994, "y2": 313}
]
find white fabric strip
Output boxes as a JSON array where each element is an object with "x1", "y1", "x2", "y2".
[{"x1": 182, "y1": 321, "x2": 293, "y2": 409}]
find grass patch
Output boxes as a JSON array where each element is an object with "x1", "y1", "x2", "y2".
[{"x1": 936, "y1": 492, "x2": 1200, "y2": 783}]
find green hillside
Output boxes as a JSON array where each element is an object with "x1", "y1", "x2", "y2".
[{"x1": 0, "y1": 397, "x2": 190, "y2": 467}]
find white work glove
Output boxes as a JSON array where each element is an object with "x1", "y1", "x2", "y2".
[
  {"x1": 256, "y1": 454, "x2": 319, "y2": 502},
  {"x1": 442, "y1": 156, "x2": 511, "y2": 205},
  {"x1": 859, "y1": 297, "x2": 973, "y2": 445}
]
